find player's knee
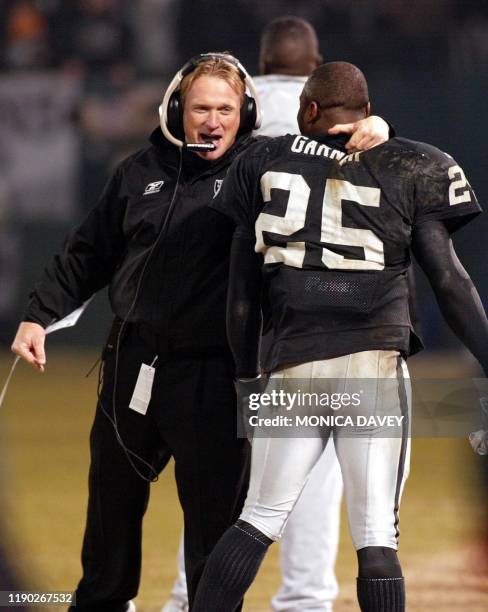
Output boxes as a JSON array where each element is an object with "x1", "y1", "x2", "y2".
[{"x1": 357, "y1": 546, "x2": 402, "y2": 579}]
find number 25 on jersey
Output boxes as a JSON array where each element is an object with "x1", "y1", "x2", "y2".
[{"x1": 256, "y1": 171, "x2": 384, "y2": 271}]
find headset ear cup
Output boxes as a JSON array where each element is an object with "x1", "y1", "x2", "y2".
[
  {"x1": 167, "y1": 91, "x2": 185, "y2": 140},
  {"x1": 239, "y1": 94, "x2": 257, "y2": 135}
]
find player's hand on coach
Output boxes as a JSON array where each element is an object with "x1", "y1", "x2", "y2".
[
  {"x1": 328, "y1": 115, "x2": 390, "y2": 152},
  {"x1": 11, "y1": 322, "x2": 47, "y2": 372}
]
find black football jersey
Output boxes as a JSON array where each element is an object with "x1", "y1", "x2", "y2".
[{"x1": 212, "y1": 133, "x2": 482, "y2": 371}]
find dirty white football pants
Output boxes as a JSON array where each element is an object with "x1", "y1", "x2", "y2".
[
  {"x1": 271, "y1": 441, "x2": 342, "y2": 612},
  {"x1": 240, "y1": 351, "x2": 411, "y2": 552},
  {"x1": 167, "y1": 447, "x2": 342, "y2": 611}
]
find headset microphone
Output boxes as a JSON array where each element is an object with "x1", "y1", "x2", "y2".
[{"x1": 185, "y1": 142, "x2": 217, "y2": 151}]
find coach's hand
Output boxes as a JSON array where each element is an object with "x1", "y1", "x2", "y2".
[
  {"x1": 11, "y1": 322, "x2": 47, "y2": 372},
  {"x1": 328, "y1": 115, "x2": 390, "y2": 152}
]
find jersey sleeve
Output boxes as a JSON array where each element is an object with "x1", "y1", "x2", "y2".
[
  {"x1": 210, "y1": 143, "x2": 265, "y2": 236},
  {"x1": 413, "y1": 143, "x2": 482, "y2": 232}
]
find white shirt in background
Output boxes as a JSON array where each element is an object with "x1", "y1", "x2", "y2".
[{"x1": 253, "y1": 74, "x2": 307, "y2": 136}]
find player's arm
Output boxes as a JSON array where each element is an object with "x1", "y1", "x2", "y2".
[
  {"x1": 211, "y1": 143, "x2": 268, "y2": 378},
  {"x1": 411, "y1": 219, "x2": 488, "y2": 375},
  {"x1": 11, "y1": 165, "x2": 127, "y2": 371},
  {"x1": 227, "y1": 227, "x2": 264, "y2": 379}
]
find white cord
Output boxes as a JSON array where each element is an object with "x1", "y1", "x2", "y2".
[{"x1": 0, "y1": 355, "x2": 20, "y2": 410}]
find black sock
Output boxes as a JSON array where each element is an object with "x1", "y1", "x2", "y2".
[
  {"x1": 356, "y1": 547, "x2": 405, "y2": 611},
  {"x1": 357, "y1": 546, "x2": 402, "y2": 579},
  {"x1": 357, "y1": 577, "x2": 405, "y2": 612},
  {"x1": 192, "y1": 520, "x2": 273, "y2": 611}
]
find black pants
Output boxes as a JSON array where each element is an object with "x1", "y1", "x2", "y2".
[{"x1": 72, "y1": 324, "x2": 250, "y2": 611}]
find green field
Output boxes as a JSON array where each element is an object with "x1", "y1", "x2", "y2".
[{"x1": 1, "y1": 349, "x2": 487, "y2": 611}]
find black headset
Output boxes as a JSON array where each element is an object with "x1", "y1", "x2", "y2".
[{"x1": 159, "y1": 53, "x2": 262, "y2": 150}]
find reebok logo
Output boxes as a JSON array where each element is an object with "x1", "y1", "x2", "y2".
[{"x1": 143, "y1": 180, "x2": 165, "y2": 196}]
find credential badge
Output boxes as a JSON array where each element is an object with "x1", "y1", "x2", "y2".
[{"x1": 143, "y1": 180, "x2": 165, "y2": 196}]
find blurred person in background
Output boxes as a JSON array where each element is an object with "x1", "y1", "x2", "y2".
[
  {"x1": 130, "y1": 0, "x2": 179, "y2": 78},
  {"x1": 63, "y1": 0, "x2": 133, "y2": 85},
  {"x1": 256, "y1": 20, "x2": 342, "y2": 612},
  {"x1": 4, "y1": 0, "x2": 50, "y2": 70},
  {"x1": 0, "y1": 63, "x2": 81, "y2": 224},
  {"x1": 161, "y1": 17, "x2": 390, "y2": 612},
  {"x1": 58, "y1": 1, "x2": 140, "y2": 210}
]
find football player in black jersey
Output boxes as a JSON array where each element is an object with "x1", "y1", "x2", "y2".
[{"x1": 192, "y1": 62, "x2": 488, "y2": 612}]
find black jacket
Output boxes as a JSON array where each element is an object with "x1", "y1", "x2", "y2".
[{"x1": 25, "y1": 128, "x2": 253, "y2": 350}]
